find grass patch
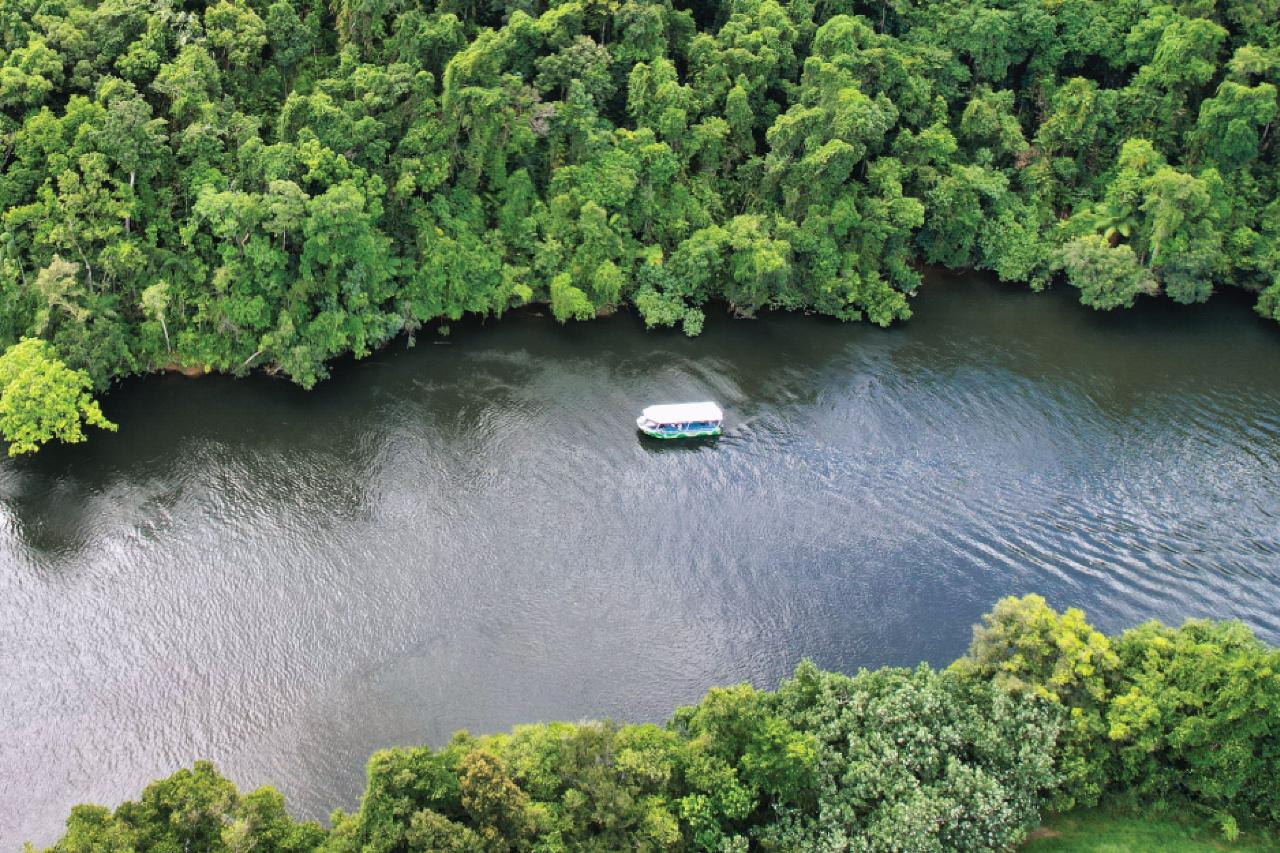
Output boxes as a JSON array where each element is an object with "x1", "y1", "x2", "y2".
[{"x1": 1022, "y1": 806, "x2": 1279, "y2": 852}]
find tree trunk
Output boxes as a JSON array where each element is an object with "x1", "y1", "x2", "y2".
[{"x1": 125, "y1": 171, "x2": 135, "y2": 234}]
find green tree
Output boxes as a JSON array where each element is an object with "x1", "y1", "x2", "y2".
[
  {"x1": 1190, "y1": 81, "x2": 1278, "y2": 170},
  {"x1": 1109, "y1": 620, "x2": 1280, "y2": 823},
  {"x1": 549, "y1": 272, "x2": 595, "y2": 322},
  {"x1": 205, "y1": 1, "x2": 267, "y2": 71},
  {"x1": 0, "y1": 338, "x2": 116, "y2": 455},
  {"x1": 141, "y1": 281, "x2": 172, "y2": 352},
  {"x1": 1058, "y1": 235, "x2": 1159, "y2": 310},
  {"x1": 457, "y1": 749, "x2": 537, "y2": 849},
  {"x1": 951, "y1": 594, "x2": 1120, "y2": 810},
  {"x1": 0, "y1": 35, "x2": 63, "y2": 111},
  {"x1": 764, "y1": 661, "x2": 1061, "y2": 851}
]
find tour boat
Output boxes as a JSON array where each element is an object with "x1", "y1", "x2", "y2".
[{"x1": 636, "y1": 401, "x2": 724, "y2": 438}]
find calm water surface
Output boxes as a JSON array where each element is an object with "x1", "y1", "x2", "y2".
[{"x1": 3, "y1": 273, "x2": 1279, "y2": 846}]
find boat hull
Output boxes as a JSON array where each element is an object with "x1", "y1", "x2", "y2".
[{"x1": 637, "y1": 425, "x2": 722, "y2": 439}]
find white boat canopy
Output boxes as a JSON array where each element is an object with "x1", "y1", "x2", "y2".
[{"x1": 640, "y1": 402, "x2": 724, "y2": 424}]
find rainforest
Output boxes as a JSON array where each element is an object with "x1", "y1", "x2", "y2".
[
  {"x1": 4, "y1": 0, "x2": 1280, "y2": 848},
  {"x1": 1, "y1": 0, "x2": 1279, "y2": 450}
]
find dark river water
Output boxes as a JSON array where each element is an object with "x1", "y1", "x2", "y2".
[{"x1": 3, "y1": 272, "x2": 1280, "y2": 846}]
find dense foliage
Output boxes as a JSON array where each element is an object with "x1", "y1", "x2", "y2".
[
  {"x1": 40, "y1": 597, "x2": 1280, "y2": 851},
  {"x1": 0, "y1": 336, "x2": 114, "y2": 454},
  {"x1": 1, "y1": 0, "x2": 1279, "y2": 449}
]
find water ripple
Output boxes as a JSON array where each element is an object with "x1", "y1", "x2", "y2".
[{"x1": 2, "y1": 278, "x2": 1279, "y2": 847}]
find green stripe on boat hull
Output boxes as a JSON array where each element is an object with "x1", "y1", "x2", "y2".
[{"x1": 639, "y1": 428, "x2": 722, "y2": 439}]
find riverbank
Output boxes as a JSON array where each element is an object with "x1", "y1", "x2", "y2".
[
  {"x1": 4, "y1": 0, "x2": 1278, "y2": 429},
  {"x1": 5, "y1": 275, "x2": 1279, "y2": 847},
  {"x1": 4, "y1": 269, "x2": 1277, "y2": 460},
  {"x1": 31, "y1": 597, "x2": 1280, "y2": 852}
]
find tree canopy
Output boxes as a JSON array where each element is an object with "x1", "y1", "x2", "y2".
[
  {"x1": 0, "y1": 336, "x2": 114, "y2": 454},
  {"x1": 0, "y1": 0, "x2": 1276, "y2": 434}
]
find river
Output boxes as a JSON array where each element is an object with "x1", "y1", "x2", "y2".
[{"x1": 3, "y1": 272, "x2": 1279, "y2": 847}]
